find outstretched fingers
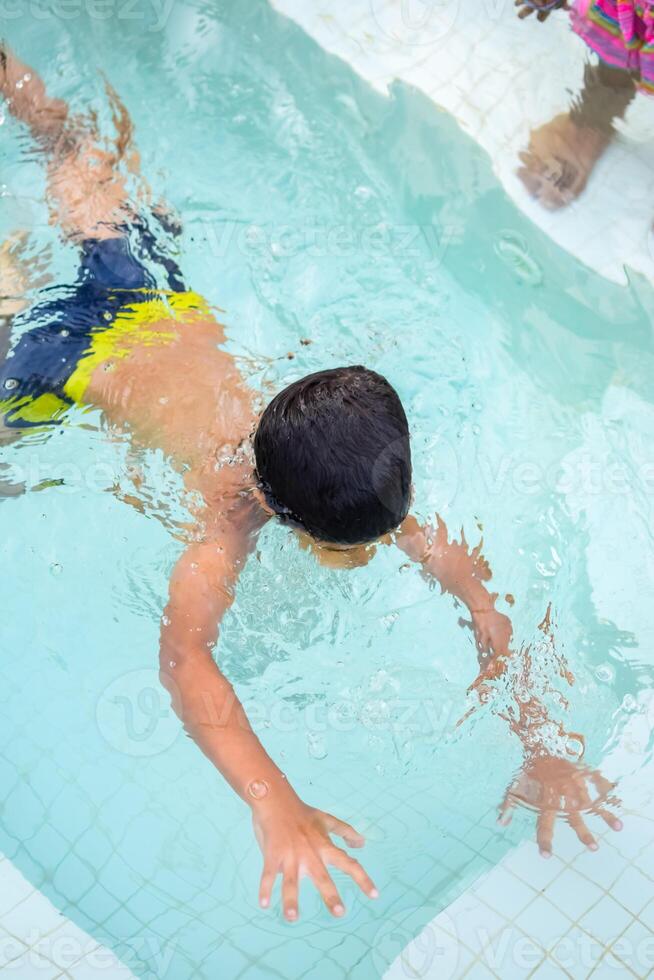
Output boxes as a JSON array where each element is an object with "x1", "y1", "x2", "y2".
[
  {"x1": 498, "y1": 792, "x2": 516, "y2": 827},
  {"x1": 590, "y1": 771, "x2": 617, "y2": 798},
  {"x1": 322, "y1": 812, "x2": 366, "y2": 848},
  {"x1": 259, "y1": 862, "x2": 278, "y2": 911},
  {"x1": 327, "y1": 847, "x2": 379, "y2": 899},
  {"x1": 308, "y1": 862, "x2": 346, "y2": 917},
  {"x1": 281, "y1": 866, "x2": 299, "y2": 922},
  {"x1": 595, "y1": 807, "x2": 623, "y2": 832},
  {"x1": 568, "y1": 812, "x2": 598, "y2": 851},
  {"x1": 536, "y1": 809, "x2": 556, "y2": 857}
]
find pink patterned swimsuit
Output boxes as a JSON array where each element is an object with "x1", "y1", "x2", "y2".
[{"x1": 571, "y1": 0, "x2": 654, "y2": 93}]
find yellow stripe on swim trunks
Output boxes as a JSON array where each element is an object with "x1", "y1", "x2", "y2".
[
  {"x1": 65, "y1": 289, "x2": 210, "y2": 405},
  {"x1": 0, "y1": 392, "x2": 70, "y2": 426}
]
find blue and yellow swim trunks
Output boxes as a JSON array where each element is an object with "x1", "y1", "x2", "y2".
[{"x1": 0, "y1": 226, "x2": 202, "y2": 428}]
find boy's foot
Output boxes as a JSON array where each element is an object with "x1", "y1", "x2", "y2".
[{"x1": 517, "y1": 112, "x2": 613, "y2": 210}]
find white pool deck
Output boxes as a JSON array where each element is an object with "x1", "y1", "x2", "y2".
[
  {"x1": 271, "y1": 0, "x2": 654, "y2": 288},
  {"x1": 0, "y1": 855, "x2": 133, "y2": 979},
  {"x1": 2, "y1": 2, "x2": 654, "y2": 978}
]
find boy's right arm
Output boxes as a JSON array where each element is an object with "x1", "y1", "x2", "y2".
[{"x1": 160, "y1": 526, "x2": 378, "y2": 920}]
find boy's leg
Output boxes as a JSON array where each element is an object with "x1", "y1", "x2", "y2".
[
  {"x1": 1, "y1": 44, "x2": 135, "y2": 241},
  {"x1": 517, "y1": 61, "x2": 637, "y2": 209},
  {"x1": 570, "y1": 60, "x2": 637, "y2": 133},
  {"x1": 0, "y1": 45, "x2": 68, "y2": 144}
]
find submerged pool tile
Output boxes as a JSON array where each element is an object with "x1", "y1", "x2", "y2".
[
  {"x1": 605, "y1": 817, "x2": 654, "y2": 862},
  {"x1": 55, "y1": 950, "x2": 136, "y2": 979},
  {"x1": 550, "y1": 925, "x2": 603, "y2": 976},
  {"x1": 0, "y1": 927, "x2": 28, "y2": 969},
  {"x1": 0, "y1": 946, "x2": 60, "y2": 978},
  {"x1": 49, "y1": 788, "x2": 96, "y2": 846},
  {"x1": 633, "y1": 843, "x2": 654, "y2": 882},
  {"x1": 28, "y1": 826, "x2": 76, "y2": 882},
  {"x1": 514, "y1": 896, "x2": 571, "y2": 952},
  {"x1": 501, "y1": 845, "x2": 566, "y2": 892},
  {"x1": 37, "y1": 920, "x2": 99, "y2": 974},
  {"x1": 578, "y1": 894, "x2": 633, "y2": 944},
  {"x1": 0, "y1": 861, "x2": 37, "y2": 918},
  {"x1": 610, "y1": 866, "x2": 653, "y2": 917},
  {"x1": 590, "y1": 949, "x2": 637, "y2": 978},
  {"x1": 571, "y1": 844, "x2": 630, "y2": 891},
  {"x1": 639, "y1": 899, "x2": 654, "y2": 931},
  {"x1": 542, "y1": 869, "x2": 604, "y2": 922},
  {"x1": 51, "y1": 855, "x2": 96, "y2": 907},
  {"x1": 614, "y1": 919, "x2": 654, "y2": 979},
  {"x1": 440, "y1": 839, "x2": 481, "y2": 874},
  {"x1": 378, "y1": 903, "x2": 475, "y2": 979},
  {"x1": 444, "y1": 893, "x2": 506, "y2": 954},
  {"x1": 462, "y1": 961, "x2": 499, "y2": 979},
  {"x1": 472, "y1": 867, "x2": 535, "y2": 922},
  {"x1": 71, "y1": 882, "x2": 122, "y2": 929},
  {"x1": 529, "y1": 956, "x2": 572, "y2": 979},
  {"x1": 192, "y1": 939, "x2": 253, "y2": 980},
  {"x1": 0, "y1": 890, "x2": 64, "y2": 945},
  {"x1": 477, "y1": 926, "x2": 544, "y2": 978}
]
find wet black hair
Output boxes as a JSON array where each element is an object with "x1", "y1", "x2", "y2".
[{"x1": 254, "y1": 366, "x2": 412, "y2": 545}]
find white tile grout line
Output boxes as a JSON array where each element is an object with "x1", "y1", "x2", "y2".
[
  {"x1": 0, "y1": 853, "x2": 136, "y2": 978},
  {"x1": 270, "y1": 0, "x2": 654, "y2": 288}
]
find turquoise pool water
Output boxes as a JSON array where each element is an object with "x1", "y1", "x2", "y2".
[{"x1": 1, "y1": 1, "x2": 654, "y2": 977}]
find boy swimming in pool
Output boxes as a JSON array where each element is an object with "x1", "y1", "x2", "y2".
[{"x1": 0, "y1": 45, "x2": 622, "y2": 921}]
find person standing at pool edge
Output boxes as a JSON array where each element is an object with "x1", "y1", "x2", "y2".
[{"x1": 0, "y1": 44, "x2": 623, "y2": 921}]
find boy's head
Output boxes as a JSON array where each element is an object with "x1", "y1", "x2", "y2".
[{"x1": 254, "y1": 366, "x2": 412, "y2": 548}]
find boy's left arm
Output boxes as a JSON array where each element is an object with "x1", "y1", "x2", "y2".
[
  {"x1": 394, "y1": 514, "x2": 623, "y2": 856},
  {"x1": 395, "y1": 514, "x2": 513, "y2": 675}
]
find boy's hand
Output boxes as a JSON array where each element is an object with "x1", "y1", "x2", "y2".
[
  {"x1": 515, "y1": 0, "x2": 569, "y2": 22},
  {"x1": 252, "y1": 791, "x2": 378, "y2": 921},
  {"x1": 498, "y1": 754, "x2": 623, "y2": 856},
  {"x1": 469, "y1": 607, "x2": 513, "y2": 660}
]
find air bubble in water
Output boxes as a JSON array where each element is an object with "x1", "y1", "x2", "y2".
[
  {"x1": 307, "y1": 732, "x2": 327, "y2": 760},
  {"x1": 494, "y1": 231, "x2": 543, "y2": 286},
  {"x1": 565, "y1": 736, "x2": 584, "y2": 759},
  {"x1": 247, "y1": 779, "x2": 269, "y2": 800},
  {"x1": 595, "y1": 663, "x2": 615, "y2": 684},
  {"x1": 380, "y1": 612, "x2": 398, "y2": 631}
]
